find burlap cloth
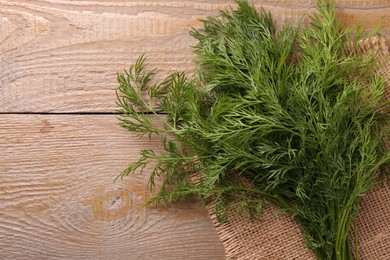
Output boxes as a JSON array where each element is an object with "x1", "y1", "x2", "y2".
[{"x1": 208, "y1": 37, "x2": 390, "y2": 260}]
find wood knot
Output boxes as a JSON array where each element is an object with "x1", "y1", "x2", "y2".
[
  {"x1": 83, "y1": 190, "x2": 133, "y2": 221},
  {"x1": 40, "y1": 119, "x2": 53, "y2": 133}
]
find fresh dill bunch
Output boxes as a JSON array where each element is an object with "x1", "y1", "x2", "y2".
[{"x1": 116, "y1": 0, "x2": 390, "y2": 259}]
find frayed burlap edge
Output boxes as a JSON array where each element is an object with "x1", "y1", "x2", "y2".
[{"x1": 207, "y1": 37, "x2": 390, "y2": 260}]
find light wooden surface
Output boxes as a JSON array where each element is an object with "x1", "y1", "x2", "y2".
[
  {"x1": 1, "y1": 0, "x2": 389, "y2": 259},
  {"x1": 0, "y1": 0, "x2": 388, "y2": 113},
  {"x1": 0, "y1": 115, "x2": 226, "y2": 259}
]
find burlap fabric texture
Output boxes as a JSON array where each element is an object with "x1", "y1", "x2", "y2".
[{"x1": 208, "y1": 37, "x2": 390, "y2": 260}]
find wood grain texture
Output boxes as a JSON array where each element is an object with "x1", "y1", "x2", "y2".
[
  {"x1": 1, "y1": 1, "x2": 389, "y2": 259},
  {"x1": 0, "y1": 0, "x2": 388, "y2": 113},
  {"x1": 0, "y1": 114, "x2": 226, "y2": 260}
]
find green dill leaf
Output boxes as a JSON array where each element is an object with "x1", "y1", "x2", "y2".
[{"x1": 116, "y1": 1, "x2": 390, "y2": 259}]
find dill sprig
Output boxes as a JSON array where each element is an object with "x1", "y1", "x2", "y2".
[{"x1": 116, "y1": 1, "x2": 390, "y2": 259}]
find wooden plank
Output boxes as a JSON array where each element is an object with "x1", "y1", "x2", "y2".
[
  {"x1": 0, "y1": 114, "x2": 226, "y2": 259},
  {"x1": 259, "y1": 0, "x2": 390, "y2": 7},
  {"x1": 0, "y1": 0, "x2": 229, "y2": 113},
  {"x1": 1, "y1": 0, "x2": 388, "y2": 113}
]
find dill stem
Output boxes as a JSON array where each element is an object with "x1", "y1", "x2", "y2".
[{"x1": 335, "y1": 207, "x2": 354, "y2": 260}]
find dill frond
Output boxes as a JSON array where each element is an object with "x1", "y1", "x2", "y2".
[{"x1": 116, "y1": 1, "x2": 389, "y2": 259}]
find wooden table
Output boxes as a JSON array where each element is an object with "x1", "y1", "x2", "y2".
[{"x1": 1, "y1": 1, "x2": 389, "y2": 259}]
